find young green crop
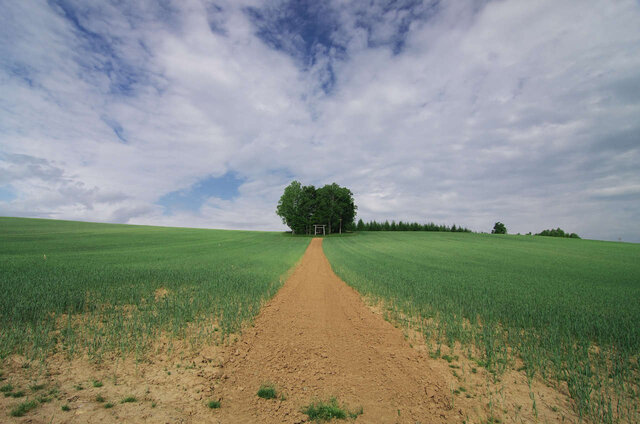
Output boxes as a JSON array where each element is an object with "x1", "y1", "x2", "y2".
[
  {"x1": 0, "y1": 217, "x2": 309, "y2": 360},
  {"x1": 323, "y1": 232, "x2": 640, "y2": 423}
]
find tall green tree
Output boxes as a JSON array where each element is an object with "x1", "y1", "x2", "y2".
[
  {"x1": 275, "y1": 181, "x2": 308, "y2": 234},
  {"x1": 298, "y1": 184, "x2": 317, "y2": 234},
  {"x1": 314, "y1": 183, "x2": 357, "y2": 234},
  {"x1": 492, "y1": 222, "x2": 507, "y2": 234},
  {"x1": 276, "y1": 181, "x2": 357, "y2": 234}
]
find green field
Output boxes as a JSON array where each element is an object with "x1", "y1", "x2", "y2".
[
  {"x1": 2, "y1": 218, "x2": 639, "y2": 421},
  {"x1": 323, "y1": 232, "x2": 640, "y2": 422},
  {"x1": 0, "y1": 217, "x2": 309, "y2": 360}
]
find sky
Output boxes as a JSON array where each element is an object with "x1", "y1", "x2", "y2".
[{"x1": 1, "y1": 0, "x2": 639, "y2": 242}]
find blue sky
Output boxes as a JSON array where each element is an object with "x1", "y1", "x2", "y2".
[
  {"x1": 158, "y1": 172, "x2": 244, "y2": 213},
  {"x1": 1, "y1": 0, "x2": 639, "y2": 241}
]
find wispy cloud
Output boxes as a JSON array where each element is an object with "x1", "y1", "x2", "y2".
[{"x1": 1, "y1": 0, "x2": 639, "y2": 241}]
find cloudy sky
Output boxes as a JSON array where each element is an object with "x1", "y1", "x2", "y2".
[{"x1": 1, "y1": 0, "x2": 639, "y2": 242}]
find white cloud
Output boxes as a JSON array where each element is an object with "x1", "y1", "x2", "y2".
[{"x1": 1, "y1": 0, "x2": 639, "y2": 241}]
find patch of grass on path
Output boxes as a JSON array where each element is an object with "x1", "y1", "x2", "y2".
[
  {"x1": 257, "y1": 383, "x2": 278, "y2": 399},
  {"x1": 301, "y1": 397, "x2": 363, "y2": 421}
]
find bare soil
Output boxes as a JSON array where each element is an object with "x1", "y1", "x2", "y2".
[{"x1": 1, "y1": 238, "x2": 579, "y2": 423}]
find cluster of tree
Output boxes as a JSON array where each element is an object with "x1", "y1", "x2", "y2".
[
  {"x1": 536, "y1": 228, "x2": 580, "y2": 239},
  {"x1": 492, "y1": 222, "x2": 507, "y2": 234},
  {"x1": 356, "y1": 219, "x2": 471, "y2": 232},
  {"x1": 276, "y1": 181, "x2": 357, "y2": 235}
]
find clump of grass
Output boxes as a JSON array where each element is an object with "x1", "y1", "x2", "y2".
[
  {"x1": 92, "y1": 380, "x2": 103, "y2": 388},
  {"x1": 302, "y1": 398, "x2": 346, "y2": 421},
  {"x1": 442, "y1": 354, "x2": 457, "y2": 363},
  {"x1": 121, "y1": 396, "x2": 137, "y2": 403},
  {"x1": 207, "y1": 400, "x2": 221, "y2": 409},
  {"x1": 11, "y1": 390, "x2": 26, "y2": 398},
  {"x1": 61, "y1": 404, "x2": 71, "y2": 411},
  {"x1": 96, "y1": 394, "x2": 106, "y2": 403},
  {"x1": 74, "y1": 384, "x2": 84, "y2": 391},
  {"x1": 0, "y1": 383, "x2": 14, "y2": 393},
  {"x1": 301, "y1": 397, "x2": 363, "y2": 421},
  {"x1": 10, "y1": 400, "x2": 39, "y2": 417},
  {"x1": 257, "y1": 383, "x2": 277, "y2": 399},
  {"x1": 104, "y1": 402, "x2": 114, "y2": 409},
  {"x1": 30, "y1": 383, "x2": 46, "y2": 391},
  {"x1": 36, "y1": 394, "x2": 52, "y2": 403}
]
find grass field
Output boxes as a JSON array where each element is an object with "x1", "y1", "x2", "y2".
[
  {"x1": 323, "y1": 232, "x2": 640, "y2": 422},
  {"x1": 0, "y1": 217, "x2": 309, "y2": 361},
  {"x1": 2, "y1": 218, "x2": 639, "y2": 422}
]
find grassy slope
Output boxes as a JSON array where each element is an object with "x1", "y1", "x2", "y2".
[
  {"x1": 323, "y1": 232, "x2": 640, "y2": 420},
  {"x1": 0, "y1": 217, "x2": 309, "y2": 360}
]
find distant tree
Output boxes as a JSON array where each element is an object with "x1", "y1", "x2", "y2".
[
  {"x1": 276, "y1": 181, "x2": 356, "y2": 234},
  {"x1": 298, "y1": 184, "x2": 317, "y2": 234},
  {"x1": 276, "y1": 181, "x2": 307, "y2": 234},
  {"x1": 536, "y1": 228, "x2": 580, "y2": 239},
  {"x1": 492, "y1": 222, "x2": 507, "y2": 234},
  {"x1": 355, "y1": 220, "x2": 472, "y2": 233},
  {"x1": 356, "y1": 218, "x2": 365, "y2": 231},
  {"x1": 314, "y1": 183, "x2": 357, "y2": 234}
]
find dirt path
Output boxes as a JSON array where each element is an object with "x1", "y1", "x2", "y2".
[{"x1": 214, "y1": 238, "x2": 455, "y2": 423}]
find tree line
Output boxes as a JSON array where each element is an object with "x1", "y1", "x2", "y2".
[
  {"x1": 276, "y1": 182, "x2": 580, "y2": 239},
  {"x1": 536, "y1": 228, "x2": 580, "y2": 239},
  {"x1": 356, "y1": 219, "x2": 471, "y2": 232}
]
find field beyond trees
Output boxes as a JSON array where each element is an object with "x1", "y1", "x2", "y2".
[{"x1": 323, "y1": 232, "x2": 640, "y2": 422}]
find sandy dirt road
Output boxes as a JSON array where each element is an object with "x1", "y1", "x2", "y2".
[{"x1": 215, "y1": 238, "x2": 456, "y2": 423}]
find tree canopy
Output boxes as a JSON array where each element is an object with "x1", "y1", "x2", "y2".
[
  {"x1": 356, "y1": 219, "x2": 471, "y2": 233},
  {"x1": 536, "y1": 228, "x2": 580, "y2": 239},
  {"x1": 492, "y1": 222, "x2": 507, "y2": 234},
  {"x1": 276, "y1": 181, "x2": 357, "y2": 234}
]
